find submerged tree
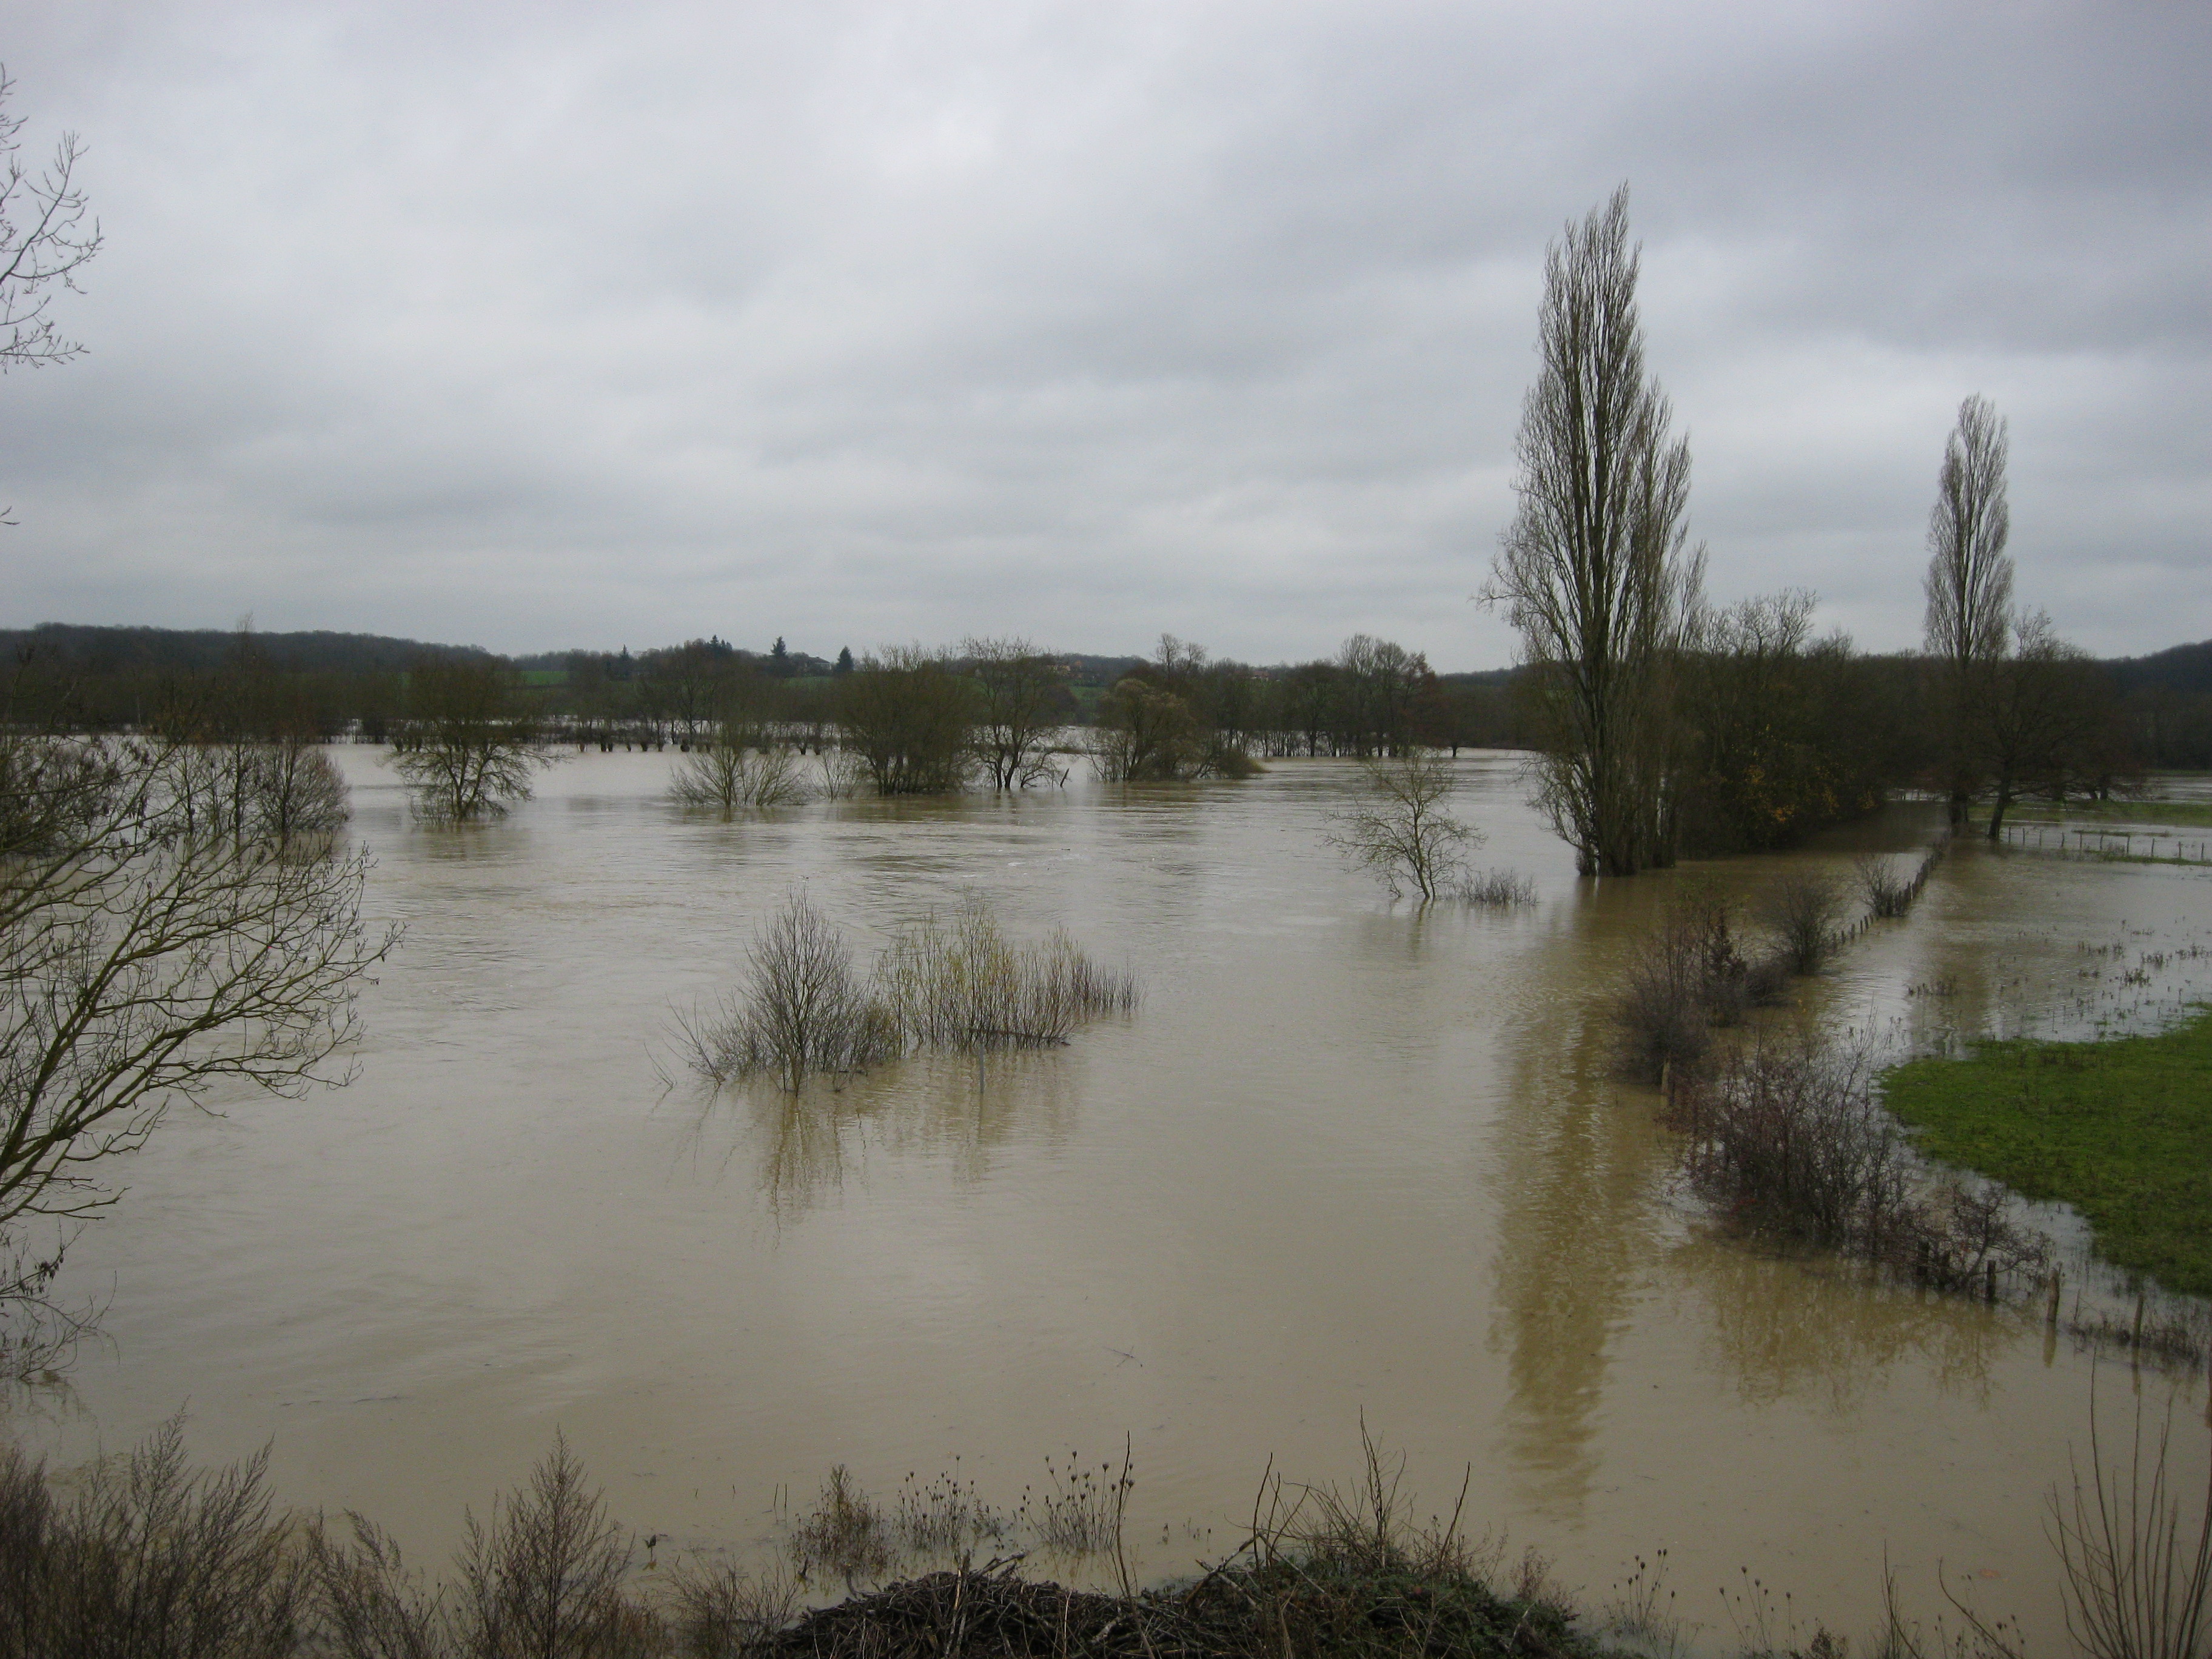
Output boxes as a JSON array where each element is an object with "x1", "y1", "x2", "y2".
[
  {"x1": 1976, "y1": 610, "x2": 2112, "y2": 839},
  {"x1": 390, "y1": 657, "x2": 555, "y2": 822},
  {"x1": 963, "y1": 637, "x2": 1070, "y2": 789},
  {"x1": 1327, "y1": 751, "x2": 1480, "y2": 902},
  {"x1": 833, "y1": 648, "x2": 977, "y2": 796},
  {"x1": 1482, "y1": 184, "x2": 1703, "y2": 876},
  {"x1": 1923, "y1": 395, "x2": 2016, "y2": 828}
]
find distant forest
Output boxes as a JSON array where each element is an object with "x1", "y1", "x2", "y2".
[{"x1": 3, "y1": 622, "x2": 2208, "y2": 857}]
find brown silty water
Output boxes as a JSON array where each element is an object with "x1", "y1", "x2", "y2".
[{"x1": 7, "y1": 747, "x2": 2210, "y2": 1647}]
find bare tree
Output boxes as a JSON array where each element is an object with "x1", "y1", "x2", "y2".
[
  {"x1": 0, "y1": 68, "x2": 98, "y2": 377},
  {"x1": 1327, "y1": 750, "x2": 1480, "y2": 902},
  {"x1": 963, "y1": 637, "x2": 1070, "y2": 789},
  {"x1": 1922, "y1": 395, "x2": 2015, "y2": 827},
  {"x1": 1481, "y1": 185, "x2": 1704, "y2": 876},
  {"x1": 1978, "y1": 610, "x2": 2110, "y2": 839},
  {"x1": 390, "y1": 657, "x2": 555, "y2": 822},
  {"x1": 0, "y1": 732, "x2": 397, "y2": 1236},
  {"x1": 0, "y1": 67, "x2": 100, "y2": 526}
]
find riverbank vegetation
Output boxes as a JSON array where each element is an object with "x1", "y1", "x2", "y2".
[
  {"x1": 1880, "y1": 1007, "x2": 2212, "y2": 1298},
  {"x1": 7, "y1": 607, "x2": 2185, "y2": 836},
  {"x1": 1613, "y1": 842, "x2": 2063, "y2": 1307},
  {"x1": 679, "y1": 894, "x2": 1137, "y2": 1091},
  {"x1": 6, "y1": 1409, "x2": 2199, "y2": 1659},
  {"x1": 0, "y1": 1425, "x2": 1623, "y2": 1659}
]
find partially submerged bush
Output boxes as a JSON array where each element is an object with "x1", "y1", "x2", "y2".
[
  {"x1": 1459, "y1": 868, "x2": 1536, "y2": 907},
  {"x1": 671, "y1": 726, "x2": 809, "y2": 815},
  {"x1": 1760, "y1": 870, "x2": 1843, "y2": 976},
  {"x1": 1854, "y1": 853, "x2": 1911, "y2": 920},
  {"x1": 793, "y1": 1464, "x2": 894, "y2": 1585},
  {"x1": 1620, "y1": 895, "x2": 1751, "y2": 1082},
  {"x1": 1666, "y1": 1031, "x2": 2050, "y2": 1295},
  {"x1": 879, "y1": 902, "x2": 1137, "y2": 1053},
  {"x1": 683, "y1": 894, "x2": 1136, "y2": 1090},
  {"x1": 1855, "y1": 843, "x2": 1945, "y2": 923},
  {"x1": 680, "y1": 893, "x2": 903, "y2": 1090}
]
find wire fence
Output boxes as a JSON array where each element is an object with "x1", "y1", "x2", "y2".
[{"x1": 1995, "y1": 822, "x2": 2212, "y2": 863}]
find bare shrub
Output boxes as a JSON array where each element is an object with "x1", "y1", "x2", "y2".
[
  {"x1": 671, "y1": 728, "x2": 809, "y2": 816},
  {"x1": 1761, "y1": 870, "x2": 1843, "y2": 975},
  {"x1": 0, "y1": 1416, "x2": 306, "y2": 1657},
  {"x1": 1894, "y1": 1179, "x2": 2053, "y2": 1295},
  {"x1": 679, "y1": 893, "x2": 902, "y2": 1091},
  {"x1": 1668, "y1": 1031, "x2": 2050, "y2": 1294},
  {"x1": 816, "y1": 747, "x2": 868, "y2": 800},
  {"x1": 877, "y1": 901, "x2": 1137, "y2": 1054},
  {"x1": 2052, "y1": 1395, "x2": 2212, "y2": 1659},
  {"x1": 1327, "y1": 751, "x2": 1478, "y2": 902},
  {"x1": 1620, "y1": 895, "x2": 1748, "y2": 1082},
  {"x1": 1855, "y1": 854, "x2": 1912, "y2": 920},
  {"x1": 307, "y1": 1512, "x2": 446, "y2": 1659},
  {"x1": 1669, "y1": 1031, "x2": 1908, "y2": 1246},
  {"x1": 1458, "y1": 868, "x2": 1535, "y2": 907},
  {"x1": 793, "y1": 1465, "x2": 892, "y2": 1585},
  {"x1": 666, "y1": 1562, "x2": 802, "y2": 1658},
  {"x1": 452, "y1": 1433, "x2": 638, "y2": 1659}
]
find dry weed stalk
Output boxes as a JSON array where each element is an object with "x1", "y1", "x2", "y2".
[{"x1": 2051, "y1": 1391, "x2": 2212, "y2": 1659}]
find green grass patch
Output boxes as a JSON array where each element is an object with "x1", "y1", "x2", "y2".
[{"x1": 1881, "y1": 1007, "x2": 2212, "y2": 1296}]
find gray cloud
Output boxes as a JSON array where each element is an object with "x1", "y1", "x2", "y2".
[{"x1": 0, "y1": 0, "x2": 2204, "y2": 665}]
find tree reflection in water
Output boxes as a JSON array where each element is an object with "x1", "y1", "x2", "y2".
[
  {"x1": 1671, "y1": 1238, "x2": 2022, "y2": 1412},
  {"x1": 714, "y1": 1051, "x2": 1085, "y2": 1225}
]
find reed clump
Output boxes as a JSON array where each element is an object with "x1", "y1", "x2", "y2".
[
  {"x1": 682, "y1": 894, "x2": 1137, "y2": 1091},
  {"x1": 1458, "y1": 868, "x2": 1537, "y2": 908}
]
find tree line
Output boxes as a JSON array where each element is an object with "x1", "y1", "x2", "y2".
[
  {"x1": 0, "y1": 608, "x2": 2167, "y2": 836},
  {"x1": 1481, "y1": 186, "x2": 2149, "y2": 874}
]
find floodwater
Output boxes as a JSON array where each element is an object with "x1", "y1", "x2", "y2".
[{"x1": 10, "y1": 749, "x2": 2212, "y2": 1647}]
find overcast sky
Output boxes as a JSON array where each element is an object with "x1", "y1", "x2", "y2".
[{"x1": 0, "y1": 2, "x2": 2203, "y2": 668}]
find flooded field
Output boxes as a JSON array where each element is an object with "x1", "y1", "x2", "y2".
[{"x1": 9, "y1": 749, "x2": 2212, "y2": 1647}]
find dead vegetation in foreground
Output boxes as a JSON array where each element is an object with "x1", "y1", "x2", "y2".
[
  {"x1": 0, "y1": 1424, "x2": 1609, "y2": 1659},
  {"x1": 4, "y1": 1406, "x2": 2207, "y2": 1659}
]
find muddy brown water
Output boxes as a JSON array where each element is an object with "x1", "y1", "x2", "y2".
[{"x1": 8, "y1": 749, "x2": 2212, "y2": 1647}]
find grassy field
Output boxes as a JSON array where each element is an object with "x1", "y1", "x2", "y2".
[{"x1": 1881, "y1": 1008, "x2": 2212, "y2": 1296}]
